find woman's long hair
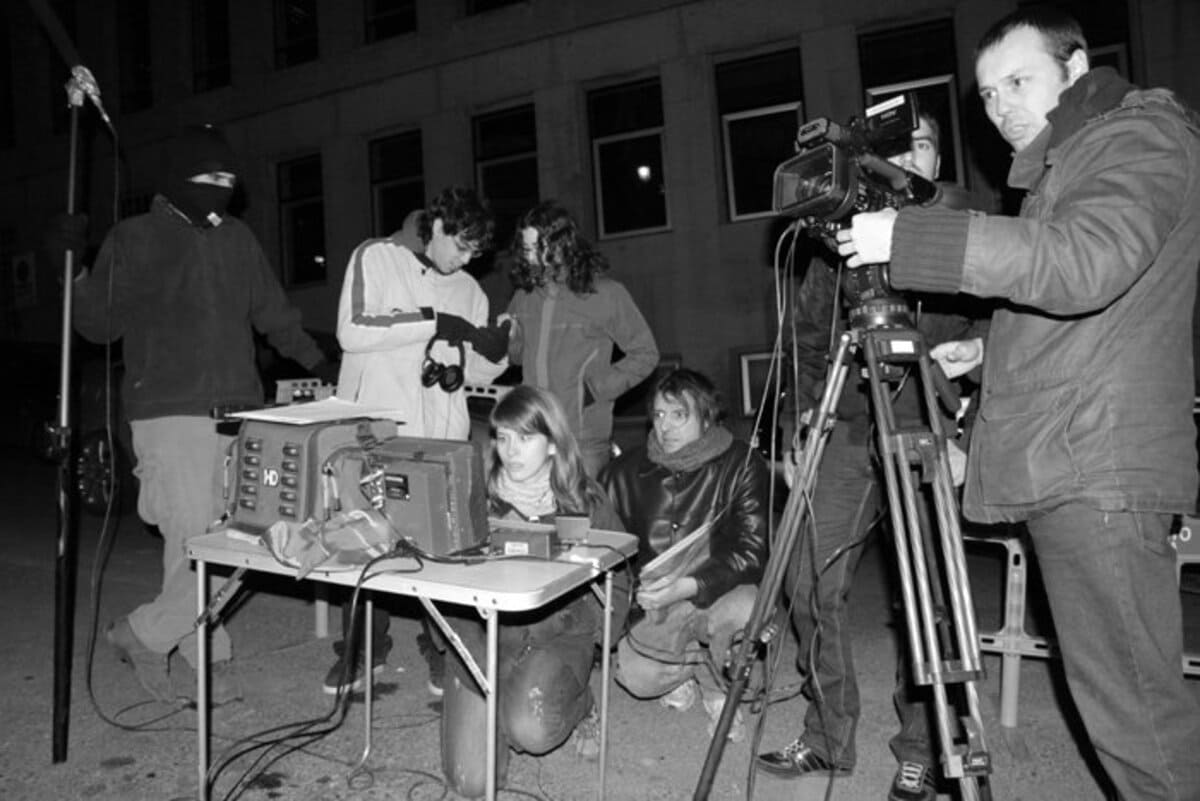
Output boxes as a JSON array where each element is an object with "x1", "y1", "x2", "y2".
[
  {"x1": 487, "y1": 385, "x2": 607, "y2": 516},
  {"x1": 508, "y1": 201, "x2": 609, "y2": 295}
]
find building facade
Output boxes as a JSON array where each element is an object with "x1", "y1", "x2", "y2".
[{"x1": 1, "y1": 0, "x2": 1196, "y2": 409}]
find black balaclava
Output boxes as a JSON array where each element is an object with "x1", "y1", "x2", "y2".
[{"x1": 163, "y1": 124, "x2": 238, "y2": 227}]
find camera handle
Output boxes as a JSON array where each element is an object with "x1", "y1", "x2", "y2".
[{"x1": 694, "y1": 323, "x2": 993, "y2": 801}]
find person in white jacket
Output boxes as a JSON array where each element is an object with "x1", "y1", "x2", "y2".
[{"x1": 326, "y1": 186, "x2": 510, "y2": 694}]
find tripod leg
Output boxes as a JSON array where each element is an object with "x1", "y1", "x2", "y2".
[
  {"x1": 859, "y1": 332, "x2": 992, "y2": 797},
  {"x1": 693, "y1": 333, "x2": 858, "y2": 801}
]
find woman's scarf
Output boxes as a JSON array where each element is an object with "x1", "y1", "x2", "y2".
[
  {"x1": 493, "y1": 462, "x2": 556, "y2": 519},
  {"x1": 646, "y1": 424, "x2": 733, "y2": 472}
]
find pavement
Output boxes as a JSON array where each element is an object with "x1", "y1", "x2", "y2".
[{"x1": 2, "y1": 447, "x2": 1199, "y2": 801}]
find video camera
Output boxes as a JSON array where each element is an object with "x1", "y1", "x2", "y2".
[{"x1": 772, "y1": 93, "x2": 940, "y2": 329}]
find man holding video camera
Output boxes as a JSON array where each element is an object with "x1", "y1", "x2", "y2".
[
  {"x1": 756, "y1": 111, "x2": 984, "y2": 801},
  {"x1": 838, "y1": 8, "x2": 1200, "y2": 799}
]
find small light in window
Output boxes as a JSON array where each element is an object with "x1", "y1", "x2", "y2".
[
  {"x1": 636, "y1": 165, "x2": 653, "y2": 182},
  {"x1": 313, "y1": 255, "x2": 326, "y2": 265}
]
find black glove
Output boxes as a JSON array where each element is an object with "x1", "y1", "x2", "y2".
[
  {"x1": 469, "y1": 319, "x2": 511, "y2": 363},
  {"x1": 308, "y1": 359, "x2": 340, "y2": 385},
  {"x1": 43, "y1": 212, "x2": 89, "y2": 276},
  {"x1": 434, "y1": 312, "x2": 476, "y2": 346}
]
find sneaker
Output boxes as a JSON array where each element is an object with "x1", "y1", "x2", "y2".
[
  {"x1": 889, "y1": 761, "x2": 936, "y2": 801},
  {"x1": 700, "y1": 686, "x2": 746, "y2": 743},
  {"x1": 105, "y1": 617, "x2": 172, "y2": 702},
  {"x1": 416, "y1": 630, "x2": 444, "y2": 697},
  {"x1": 658, "y1": 678, "x2": 698, "y2": 711},
  {"x1": 322, "y1": 638, "x2": 389, "y2": 695},
  {"x1": 756, "y1": 737, "x2": 853, "y2": 779},
  {"x1": 570, "y1": 705, "x2": 602, "y2": 761}
]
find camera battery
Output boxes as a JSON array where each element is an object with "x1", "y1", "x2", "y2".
[{"x1": 490, "y1": 522, "x2": 559, "y2": 559}]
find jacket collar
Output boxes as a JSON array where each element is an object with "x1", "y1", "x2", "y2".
[{"x1": 1008, "y1": 67, "x2": 1134, "y2": 190}]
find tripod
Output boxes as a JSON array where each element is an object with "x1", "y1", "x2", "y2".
[{"x1": 695, "y1": 298, "x2": 993, "y2": 801}]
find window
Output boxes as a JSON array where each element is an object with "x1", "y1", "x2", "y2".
[
  {"x1": 858, "y1": 18, "x2": 956, "y2": 90},
  {"x1": 365, "y1": 0, "x2": 416, "y2": 42},
  {"x1": 275, "y1": 0, "x2": 319, "y2": 69},
  {"x1": 0, "y1": 12, "x2": 13, "y2": 148},
  {"x1": 193, "y1": 0, "x2": 231, "y2": 92},
  {"x1": 587, "y1": 78, "x2": 668, "y2": 238},
  {"x1": 473, "y1": 104, "x2": 538, "y2": 247},
  {"x1": 369, "y1": 130, "x2": 424, "y2": 238},
  {"x1": 715, "y1": 48, "x2": 803, "y2": 221},
  {"x1": 117, "y1": 0, "x2": 153, "y2": 113},
  {"x1": 278, "y1": 155, "x2": 327, "y2": 286},
  {"x1": 466, "y1": 0, "x2": 524, "y2": 14},
  {"x1": 859, "y1": 19, "x2": 962, "y2": 184}
]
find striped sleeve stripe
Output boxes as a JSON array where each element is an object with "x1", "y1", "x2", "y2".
[{"x1": 348, "y1": 237, "x2": 427, "y2": 328}]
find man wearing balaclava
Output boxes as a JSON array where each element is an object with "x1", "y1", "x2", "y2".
[{"x1": 69, "y1": 123, "x2": 338, "y2": 705}]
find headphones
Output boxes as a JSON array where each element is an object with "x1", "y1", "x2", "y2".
[{"x1": 421, "y1": 336, "x2": 466, "y2": 393}]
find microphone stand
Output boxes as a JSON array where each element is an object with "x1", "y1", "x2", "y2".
[{"x1": 49, "y1": 73, "x2": 87, "y2": 765}]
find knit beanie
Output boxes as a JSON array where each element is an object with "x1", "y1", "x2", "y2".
[{"x1": 163, "y1": 124, "x2": 238, "y2": 226}]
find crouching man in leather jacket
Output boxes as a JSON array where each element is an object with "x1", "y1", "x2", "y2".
[{"x1": 601, "y1": 368, "x2": 769, "y2": 742}]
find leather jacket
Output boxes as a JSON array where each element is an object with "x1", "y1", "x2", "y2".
[{"x1": 601, "y1": 437, "x2": 770, "y2": 608}]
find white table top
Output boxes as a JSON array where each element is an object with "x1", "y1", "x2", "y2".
[{"x1": 187, "y1": 528, "x2": 637, "y2": 612}]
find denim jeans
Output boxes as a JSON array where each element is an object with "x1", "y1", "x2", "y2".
[
  {"x1": 787, "y1": 422, "x2": 932, "y2": 769},
  {"x1": 127, "y1": 416, "x2": 235, "y2": 667},
  {"x1": 440, "y1": 589, "x2": 598, "y2": 798},
  {"x1": 616, "y1": 584, "x2": 757, "y2": 697},
  {"x1": 1026, "y1": 503, "x2": 1200, "y2": 801}
]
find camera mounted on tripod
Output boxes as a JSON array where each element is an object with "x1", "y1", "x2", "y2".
[{"x1": 772, "y1": 93, "x2": 941, "y2": 331}]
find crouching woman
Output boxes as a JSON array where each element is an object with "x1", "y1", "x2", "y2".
[{"x1": 440, "y1": 385, "x2": 629, "y2": 797}]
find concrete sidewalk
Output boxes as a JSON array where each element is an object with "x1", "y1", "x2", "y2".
[{"x1": 3, "y1": 449, "x2": 1197, "y2": 801}]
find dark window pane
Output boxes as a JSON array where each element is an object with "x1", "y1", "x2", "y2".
[
  {"x1": 726, "y1": 107, "x2": 799, "y2": 218},
  {"x1": 588, "y1": 79, "x2": 663, "y2": 138},
  {"x1": 275, "y1": 0, "x2": 319, "y2": 69},
  {"x1": 0, "y1": 12, "x2": 13, "y2": 148},
  {"x1": 715, "y1": 49, "x2": 803, "y2": 114},
  {"x1": 858, "y1": 18, "x2": 956, "y2": 88},
  {"x1": 117, "y1": 0, "x2": 153, "y2": 113},
  {"x1": 193, "y1": 0, "x2": 231, "y2": 92},
  {"x1": 479, "y1": 157, "x2": 539, "y2": 244},
  {"x1": 370, "y1": 130, "x2": 423, "y2": 181},
  {"x1": 375, "y1": 181, "x2": 425, "y2": 237},
  {"x1": 278, "y1": 155, "x2": 326, "y2": 285},
  {"x1": 365, "y1": 0, "x2": 416, "y2": 42},
  {"x1": 596, "y1": 134, "x2": 667, "y2": 235},
  {"x1": 1017, "y1": 0, "x2": 1129, "y2": 47},
  {"x1": 473, "y1": 105, "x2": 536, "y2": 161},
  {"x1": 466, "y1": 0, "x2": 524, "y2": 14},
  {"x1": 370, "y1": 130, "x2": 423, "y2": 237}
]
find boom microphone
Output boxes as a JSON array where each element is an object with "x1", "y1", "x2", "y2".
[{"x1": 27, "y1": 0, "x2": 113, "y2": 128}]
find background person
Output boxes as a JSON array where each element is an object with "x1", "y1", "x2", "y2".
[
  {"x1": 504, "y1": 200, "x2": 659, "y2": 477},
  {"x1": 756, "y1": 112, "x2": 987, "y2": 801},
  {"x1": 601, "y1": 368, "x2": 769, "y2": 742},
  {"x1": 439, "y1": 385, "x2": 627, "y2": 798},
  {"x1": 838, "y1": 8, "x2": 1200, "y2": 799},
  {"x1": 66, "y1": 123, "x2": 337, "y2": 704},
  {"x1": 327, "y1": 186, "x2": 509, "y2": 696}
]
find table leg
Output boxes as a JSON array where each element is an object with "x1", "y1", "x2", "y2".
[
  {"x1": 484, "y1": 608, "x2": 499, "y2": 801},
  {"x1": 352, "y1": 594, "x2": 375, "y2": 771},
  {"x1": 599, "y1": 570, "x2": 612, "y2": 800},
  {"x1": 196, "y1": 558, "x2": 209, "y2": 801}
]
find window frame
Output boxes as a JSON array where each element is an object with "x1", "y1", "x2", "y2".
[
  {"x1": 368, "y1": 129, "x2": 425, "y2": 239},
  {"x1": 721, "y1": 101, "x2": 802, "y2": 222}
]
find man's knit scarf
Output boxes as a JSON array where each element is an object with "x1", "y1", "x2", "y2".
[{"x1": 646, "y1": 424, "x2": 733, "y2": 472}]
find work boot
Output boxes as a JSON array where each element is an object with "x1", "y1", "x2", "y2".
[
  {"x1": 105, "y1": 617, "x2": 172, "y2": 702},
  {"x1": 322, "y1": 636, "x2": 391, "y2": 695}
]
